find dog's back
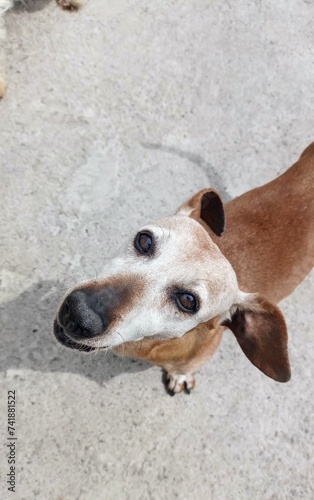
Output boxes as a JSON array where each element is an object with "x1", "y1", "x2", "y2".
[{"x1": 216, "y1": 144, "x2": 314, "y2": 303}]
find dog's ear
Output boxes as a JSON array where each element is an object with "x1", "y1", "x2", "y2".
[
  {"x1": 222, "y1": 294, "x2": 291, "y2": 382},
  {"x1": 176, "y1": 189, "x2": 225, "y2": 236}
]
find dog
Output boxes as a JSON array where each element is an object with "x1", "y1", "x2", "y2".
[
  {"x1": 0, "y1": 0, "x2": 83, "y2": 98},
  {"x1": 53, "y1": 142, "x2": 314, "y2": 395}
]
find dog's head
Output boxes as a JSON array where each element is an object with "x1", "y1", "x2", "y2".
[{"x1": 54, "y1": 188, "x2": 290, "y2": 382}]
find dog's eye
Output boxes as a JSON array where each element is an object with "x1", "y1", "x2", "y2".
[
  {"x1": 134, "y1": 231, "x2": 154, "y2": 255},
  {"x1": 175, "y1": 292, "x2": 199, "y2": 313}
]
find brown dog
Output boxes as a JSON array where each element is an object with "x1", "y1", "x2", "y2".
[{"x1": 54, "y1": 143, "x2": 314, "y2": 394}]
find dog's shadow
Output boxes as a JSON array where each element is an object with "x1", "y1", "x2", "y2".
[{"x1": 1, "y1": 280, "x2": 151, "y2": 385}]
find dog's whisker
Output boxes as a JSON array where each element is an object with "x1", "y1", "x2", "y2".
[
  {"x1": 91, "y1": 263, "x2": 98, "y2": 281},
  {"x1": 61, "y1": 273, "x2": 78, "y2": 284},
  {"x1": 77, "y1": 266, "x2": 88, "y2": 282},
  {"x1": 89, "y1": 342, "x2": 102, "y2": 360},
  {"x1": 38, "y1": 286, "x2": 69, "y2": 304},
  {"x1": 116, "y1": 331, "x2": 126, "y2": 346},
  {"x1": 115, "y1": 331, "x2": 128, "y2": 360}
]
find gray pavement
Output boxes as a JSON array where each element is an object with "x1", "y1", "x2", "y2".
[{"x1": 1, "y1": 1, "x2": 314, "y2": 499}]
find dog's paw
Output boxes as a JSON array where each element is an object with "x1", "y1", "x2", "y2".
[
  {"x1": 164, "y1": 372, "x2": 196, "y2": 396},
  {"x1": 56, "y1": 0, "x2": 83, "y2": 11},
  {"x1": 0, "y1": 76, "x2": 7, "y2": 99}
]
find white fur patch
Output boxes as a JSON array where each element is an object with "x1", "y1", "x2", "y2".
[
  {"x1": 66, "y1": 214, "x2": 242, "y2": 349},
  {"x1": 167, "y1": 372, "x2": 196, "y2": 394}
]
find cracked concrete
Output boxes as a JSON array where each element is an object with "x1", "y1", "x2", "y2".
[{"x1": 0, "y1": 0, "x2": 313, "y2": 499}]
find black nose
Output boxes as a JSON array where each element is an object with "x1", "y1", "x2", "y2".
[{"x1": 59, "y1": 290, "x2": 105, "y2": 340}]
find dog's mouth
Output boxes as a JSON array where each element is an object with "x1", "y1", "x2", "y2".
[{"x1": 53, "y1": 320, "x2": 102, "y2": 352}]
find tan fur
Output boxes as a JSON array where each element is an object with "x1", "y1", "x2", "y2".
[
  {"x1": 115, "y1": 318, "x2": 223, "y2": 376},
  {"x1": 113, "y1": 143, "x2": 314, "y2": 391}
]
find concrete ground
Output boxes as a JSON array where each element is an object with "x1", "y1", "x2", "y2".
[{"x1": 1, "y1": 0, "x2": 314, "y2": 499}]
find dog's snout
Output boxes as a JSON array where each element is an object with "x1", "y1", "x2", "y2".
[
  {"x1": 59, "y1": 290, "x2": 104, "y2": 340},
  {"x1": 55, "y1": 279, "x2": 136, "y2": 348}
]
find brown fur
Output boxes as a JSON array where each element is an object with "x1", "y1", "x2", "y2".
[
  {"x1": 223, "y1": 295, "x2": 290, "y2": 382},
  {"x1": 114, "y1": 144, "x2": 314, "y2": 387},
  {"x1": 217, "y1": 148, "x2": 314, "y2": 302},
  {"x1": 115, "y1": 318, "x2": 223, "y2": 376}
]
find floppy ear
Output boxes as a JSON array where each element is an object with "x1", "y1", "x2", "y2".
[
  {"x1": 222, "y1": 294, "x2": 291, "y2": 382},
  {"x1": 176, "y1": 189, "x2": 225, "y2": 237}
]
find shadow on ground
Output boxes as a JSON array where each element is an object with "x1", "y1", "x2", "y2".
[
  {"x1": 141, "y1": 142, "x2": 232, "y2": 203},
  {"x1": 1, "y1": 280, "x2": 151, "y2": 385}
]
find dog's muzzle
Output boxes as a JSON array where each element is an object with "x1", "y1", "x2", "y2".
[
  {"x1": 54, "y1": 283, "x2": 127, "y2": 350},
  {"x1": 53, "y1": 276, "x2": 139, "y2": 351}
]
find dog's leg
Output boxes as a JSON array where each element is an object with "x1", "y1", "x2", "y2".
[
  {"x1": 114, "y1": 323, "x2": 224, "y2": 395},
  {"x1": 164, "y1": 371, "x2": 197, "y2": 396},
  {"x1": 161, "y1": 326, "x2": 224, "y2": 395},
  {"x1": 56, "y1": 0, "x2": 84, "y2": 10}
]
